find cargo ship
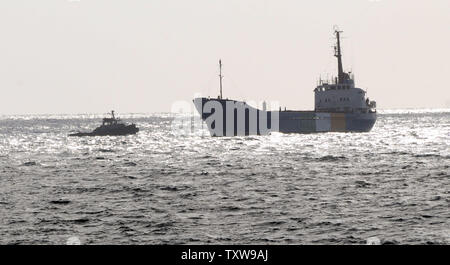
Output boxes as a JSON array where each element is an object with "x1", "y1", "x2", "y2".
[{"x1": 193, "y1": 29, "x2": 377, "y2": 136}]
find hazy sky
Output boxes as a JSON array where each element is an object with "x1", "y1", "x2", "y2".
[{"x1": 0, "y1": 0, "x2": 449, "y2": 114}]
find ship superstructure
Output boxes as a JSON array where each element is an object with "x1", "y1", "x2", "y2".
[{"x1": 314, "y1": 30, "x2": 376, "y2": 114}]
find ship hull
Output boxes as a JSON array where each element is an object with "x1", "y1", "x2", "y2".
[{"x1": 193, "y1": 98, "x2": 376, "y2": 136}]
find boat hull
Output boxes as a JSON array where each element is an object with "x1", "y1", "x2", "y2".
[
  {"x1": 69, "y1": 125, "x2": 139, "y2": 137},
  {"x1": 193, "y1": 97, "x2": 376, "y2": 136}
]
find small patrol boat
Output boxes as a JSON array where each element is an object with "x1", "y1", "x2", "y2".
[{"x1": 69, "y1": 110, "x2": 139, "y2": 137}]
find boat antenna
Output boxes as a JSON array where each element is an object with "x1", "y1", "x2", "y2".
[
  {"x1": 334, "y1": 27, "x2": 344, "y2": 84},
  {"x1": 219, "y1": 59, "x2": 223, "y2": 99}
]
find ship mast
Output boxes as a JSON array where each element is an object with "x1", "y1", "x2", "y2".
[
  {"x1": 334, "y1": 29, "x2": 344, "y2": 84},
  {"x1": 219, "y1": 59, "x2": 223, "y2": 99}
]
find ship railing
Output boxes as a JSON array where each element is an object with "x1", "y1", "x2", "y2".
[
  {"x1": 316, "y1": 107, "x2": 376, "y2": 114},
  {"x1": 315, "y1": 84, "x2": 354, "y2": 92},
  {"x1": 318, "y1": 75, "x2": 354, "y2": 86}
]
